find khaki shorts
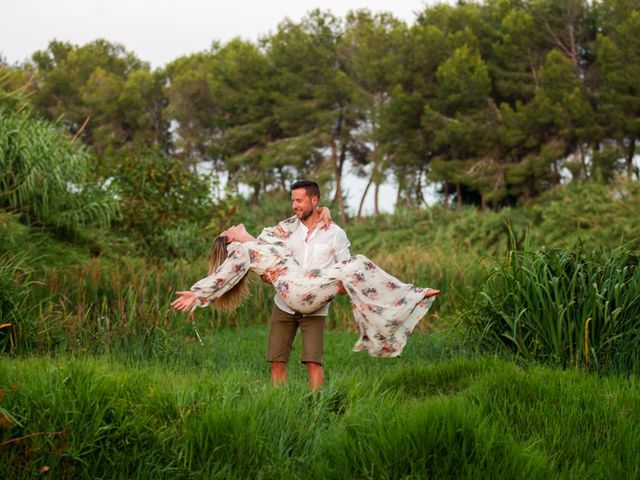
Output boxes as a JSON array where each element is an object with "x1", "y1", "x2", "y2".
[{"x1": 266, "y1": 306, "x2": 325, "y2": 365}]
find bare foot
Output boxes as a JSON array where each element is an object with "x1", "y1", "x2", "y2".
[{"x1": 424, "y1": 289, "x2": 440, "y2": 298}]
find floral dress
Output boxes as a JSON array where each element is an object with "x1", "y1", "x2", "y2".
[{"x1": 191, "y1": 222, "x2": 436, "y2": 357}]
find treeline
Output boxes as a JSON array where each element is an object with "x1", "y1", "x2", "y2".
[{"x1": 1, "y1": 0, "x2": 639, "y2": 223}]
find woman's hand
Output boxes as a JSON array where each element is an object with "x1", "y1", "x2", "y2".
[
  {"x1": 317, "y1": 207, "x2": 333, "y2": 230},
  {"x1": 171, "y1": 291, "x2": 197, "y2": 311}
]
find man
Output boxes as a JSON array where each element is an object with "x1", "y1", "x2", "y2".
[{"x1": 259, "y1": 180, "x2": 350, "y2": 390}]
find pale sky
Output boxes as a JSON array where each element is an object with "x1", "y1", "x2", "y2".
[
  {"x1": 1, "y1": 0, "x2": 439, "y2": 68},
  {"x1": 2, "y1": 0, "x2": 448, "y2": 213}
]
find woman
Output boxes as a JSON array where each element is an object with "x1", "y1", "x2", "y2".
[{"x1": 172, "y1": 223, "x2": 439, "y2": 357}]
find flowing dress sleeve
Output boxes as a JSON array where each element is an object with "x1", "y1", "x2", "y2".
[
  {"x1": 257, "y1": 215, "x2": 299, "y2": 244},
  {"x1": 190, "y1": 242, "x2": 251, "y2": 308}
]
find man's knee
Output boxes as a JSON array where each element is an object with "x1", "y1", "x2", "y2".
[
  {"x1": 271, "y1": 361, "x2": 287, "y2": 386},
  {"x1": 305, "y1": 361, "x2": 322, "y2": 372},
  {"x1": 266, "y1": 307, "x2": 297, "y2": 363},
  {"x1": 272, "y1": 361, "x2": 287, "y2": 373},
  {"x1": 299, "y1": 315, "x2": 325, "y2": 365}
]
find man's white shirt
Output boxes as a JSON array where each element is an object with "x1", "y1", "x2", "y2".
[{"x1": 274, "y1": 220, "x2": 350, "y2": 316}]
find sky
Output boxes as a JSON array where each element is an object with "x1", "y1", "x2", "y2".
[
  {"x1": 2, "y1": 0, "x2": 447, "y2": 213},
  {"x1": 2, "y1": 0, "x2": 437, "y2": 67}
]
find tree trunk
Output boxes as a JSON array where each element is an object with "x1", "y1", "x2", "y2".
[
  {"x1": 336, "y1": 142, "x2": 348, "y2": 223},
  {"x1": 277, "y1": 166, "x2": 287, "y2": 191},
  {"x1": 627, "y1": 137, "x2": 637, "y2": 179},
  {"x1": 374, "y1": 181, "x2": 380, "y2": 216},
  {"x1": 443, "y1": 182, "x2": 450, "y2": 209},
  {"x1": 332, "y1": 107, "x2": 346, "y2": 207},
  {"x1": 568, "y1": 23, "x2": 579, "y2": 77},
  {"x1": 579, "y1": 145, "x2": 589, "y2": 179},
  {"x1": 331, "y1": 141, "x2": 340, "y2": 203},
  {"x1": 357, "y1": 173, "x2": 373, "y2": 219},
  {"x1": 251, "y1": 183, "x2": 261, "y2": 206},
  {"x1": 415, "y1": 166, "x2": 424, "y2": 207},
  {"x1": 522, "y1": 179, "x2": 531, "y2": 203},
  {"x1": 456, "y1": 183, "x2": 462, "y2": 207}
]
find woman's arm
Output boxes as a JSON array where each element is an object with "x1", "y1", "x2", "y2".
[
  {"x1": 171, "y1": 243, "x2": 251, "y2": 312},
  {"x1": 257, "y1": 216, "x2": 299, "y2": 242},
  {"x1": 221, "y1": 224, "x2": 256, "y2": 243}
]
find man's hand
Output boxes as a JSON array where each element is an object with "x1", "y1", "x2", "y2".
[
  {"x1": 261, "y1": 267, "x2": 286, "y2": 285},
  {"x1": 336, "y1": 281, "x2": 347, "y2": 295},
  {"x1": 317, "y1": 207, "x2": 333, "y2": 230},
  {"x1": 171, "y1": 291, "x2": 197, "y2": 311}
]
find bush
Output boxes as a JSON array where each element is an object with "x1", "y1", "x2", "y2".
[
  {"x1": 465, "y1": 245, "x2": 640, "y2": 372},
  {"x1": 0, "y1": 107, "x2": 118, "y2": 234}
]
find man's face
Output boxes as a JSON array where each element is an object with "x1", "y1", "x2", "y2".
[{"x1": 291, "y1": 188, "x2": 318, "y2": 221}]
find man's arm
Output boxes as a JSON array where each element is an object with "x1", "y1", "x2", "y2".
[
  {"x1": 333, "y1": 228, "x2": 351, "y2": 263},
  {"x1": 332, "y1": 227, "x2": 351, "y2": 295}
]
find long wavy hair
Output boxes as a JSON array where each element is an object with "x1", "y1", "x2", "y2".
[{"x1": 207, "y1": 236, "x2": 253, "y2": 312}]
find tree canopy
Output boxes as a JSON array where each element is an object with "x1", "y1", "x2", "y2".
[{"x1": 2, "y1": 0, "x2": 639, "y2": 235}]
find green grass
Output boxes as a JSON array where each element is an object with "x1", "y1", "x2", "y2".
[{"x1": 2, "y1": 326, "x2": 640, "y2": 479}]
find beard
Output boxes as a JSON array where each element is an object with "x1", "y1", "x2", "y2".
[{"x1": 297, "y1": 207, "x2": 315, "y2": 221}]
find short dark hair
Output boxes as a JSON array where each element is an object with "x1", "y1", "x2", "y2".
[{"x1": 290, "y1": 180, "x2": 320, "y2": 199}]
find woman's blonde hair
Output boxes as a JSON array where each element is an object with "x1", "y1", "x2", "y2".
[{"x1": 207, "y1": 236, "x2": 253, "y2": 312}]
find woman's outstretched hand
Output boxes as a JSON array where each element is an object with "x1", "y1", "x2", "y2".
[{"x1": 171, "y1": 291, "x2": 197, "y2": 311}]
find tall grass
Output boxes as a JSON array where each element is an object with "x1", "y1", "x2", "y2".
[
  {"x1": 22, "y1": 256, "x2": 277, "y2": 353},
  {"x1": 1, "y1": 327, "x2": 640, "y2": 478},
  {"x1": 466, "y1": 245, "x2": 640, "y2": 372},
  {"x1": 0, "y1": 253, "x2": 37, "y2": 351}
]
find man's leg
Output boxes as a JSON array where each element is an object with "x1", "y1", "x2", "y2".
[
  {"x1": 305, "y1": 362, "x2": 324, "y2": 390},
  {"x1": 271, "y1": 361, "x2": 287, "y2": 386},
  {"x1": 266, "y1": 306, "x2": 297, "y2": 386},
  {"x1": 299, "y1": 315, "x2": 325, "y2": 390}
]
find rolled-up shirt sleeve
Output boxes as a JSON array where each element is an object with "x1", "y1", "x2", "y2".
[
  {"x1": 190, "y1": 242, "x2": 251, "y2": 308},
  {"x1": 333, "y1": 228, "x2": 351, "y2": 262}
]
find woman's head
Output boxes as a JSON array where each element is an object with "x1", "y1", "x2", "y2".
[{"x1": 206, "y1": 235, "x2": 252, "y2": 312}]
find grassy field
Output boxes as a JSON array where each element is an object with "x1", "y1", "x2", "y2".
[
  {"x1": 3, "y1": 181, "x2": 640, "y2": 478},
  {"x1": 2, "y1": 326, "x2": 640, "y2": 479}
]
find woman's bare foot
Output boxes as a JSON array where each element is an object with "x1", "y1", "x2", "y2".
[
  {"x1": 424, "y1": 289, "x2": 440, "y2": 298},
  {"x1": 382, "y1": 343, "x2": 394, "y2": 353}
]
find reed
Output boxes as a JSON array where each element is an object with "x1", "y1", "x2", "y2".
[
  {"x1": 465, "y1": 245, "x2": 640, "y2": 372},
  {"x1": 0, "y1": 253, "x2": 38, "y2": 351}
]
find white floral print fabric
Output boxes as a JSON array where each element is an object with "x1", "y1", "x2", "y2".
[{"x1": 191, "y1": 226, "x2": 435, "y2": 357}]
